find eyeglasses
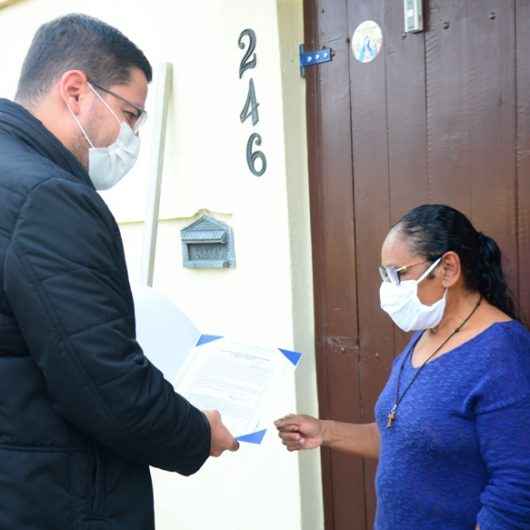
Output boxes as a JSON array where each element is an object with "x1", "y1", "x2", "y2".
[
  {"x1": 379, "y1": 259, "x2": 438, "y2": 286},
  {"x1": 89, "y1": 80, "x2": 147, "y2": 133}
]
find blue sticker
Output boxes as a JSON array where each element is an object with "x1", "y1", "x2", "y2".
[
  {"x1": 279, "y1": 348, "x2": 302, "y2": 367},
  {"x1": 196, "y1": 335, "x2": 223, "y2": 346},
  {"x1": 236, "y1": 429, "x2": 267, "y2": 444}
]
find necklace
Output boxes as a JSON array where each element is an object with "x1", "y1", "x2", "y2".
[{"x1": 386, "y1": 296, "x2": 482, "y2": 429}]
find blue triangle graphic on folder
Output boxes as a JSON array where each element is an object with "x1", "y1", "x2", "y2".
[
  {"x1": 236, "y1": 429, "x2": 267, "y2": 444},
  {"x1": 196, "y1": 335, "x2": 223, "y2": 346},
  {"x1": 279, "y1": 348, "x2": 302, "y2": 366}
]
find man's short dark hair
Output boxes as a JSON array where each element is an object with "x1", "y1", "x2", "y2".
[{"x1": 15, "y1": 13, "x2": 152, "y2": 103}]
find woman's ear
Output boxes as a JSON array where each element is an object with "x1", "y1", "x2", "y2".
[{"x1": 440, "y1": 251, "x2": 461, "y2": 288}]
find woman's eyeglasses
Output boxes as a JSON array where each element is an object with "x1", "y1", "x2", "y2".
[{"x1": 379, "y1": 260, "x2": 435, "y2": 286}]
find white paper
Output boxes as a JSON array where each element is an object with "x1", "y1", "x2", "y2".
[
  {"x1": 175, "y1": 338, "x2": 286, "y2": 437},
  {"x1": 131, "y1": 285, "x2": 301, "y2": 440},
  {"x1": 132, "y1": 284, "x2": 201, "y2": 382}
]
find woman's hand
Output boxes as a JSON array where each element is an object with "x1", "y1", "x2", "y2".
[
  {"x1": 275, "y1": 414, "x2": 325, "y2": 451},
  {"x1": 276, "y1": 416, "x2": 380, "y2": 458}
]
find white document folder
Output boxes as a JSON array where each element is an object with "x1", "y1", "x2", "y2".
[{"x1": 133, "y1": 286, "x2": 302, "y2": 444}]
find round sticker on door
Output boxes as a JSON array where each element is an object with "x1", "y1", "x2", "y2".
[{"x1": 352, "y1": 20, "x2": 383, "y2": 63}]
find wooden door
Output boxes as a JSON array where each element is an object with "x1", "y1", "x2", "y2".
[{"x1": 304, "y1": 1, "x2": 530, "y2": 529}]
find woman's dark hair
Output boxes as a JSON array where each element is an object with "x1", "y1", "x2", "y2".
[
  {"x1": 16, "y1": 14, "x2": 152, "y2": 104},
  {"x1": 395, "y1": 204, "x2": 519, "y2": 320}
]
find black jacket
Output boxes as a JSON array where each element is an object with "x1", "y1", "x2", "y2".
[{"x1": 0, "y1": 99, "x2": 210, "y2": 530}]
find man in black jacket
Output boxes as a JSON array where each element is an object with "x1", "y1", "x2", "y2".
[{"x1": 0, "y1": 13, "x2": 238, "y2": 530}]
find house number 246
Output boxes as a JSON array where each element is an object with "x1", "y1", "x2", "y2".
[{"x1": 238, "y1": 29, "x2": 267, "y2": 177}]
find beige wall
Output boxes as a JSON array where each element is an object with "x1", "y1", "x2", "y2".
[
  {"x1": 277, "y1": 3, "x2": 324, "y2": 529},
  {"x1": 0, "y1": 1, "x2": 322, "y2": 529}
]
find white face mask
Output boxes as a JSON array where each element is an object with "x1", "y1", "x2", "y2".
[
  {"x1": 379, "y1": 258, "x2": 447, "y2": 332},
  {"x1": 68, "y1": 83, "x2": 140, "y2": 191}
]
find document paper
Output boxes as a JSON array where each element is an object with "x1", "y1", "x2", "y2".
[{"x1": 175, "y1": 336, "x2": 301, "y2": 442}]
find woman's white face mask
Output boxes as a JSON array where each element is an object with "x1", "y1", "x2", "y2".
[
  {"x1": 67, "y1": 83, "x2": 140, "y2": 191},
  {"x1": 379, "y1": 258, "x2": 447, "y2": 332}
]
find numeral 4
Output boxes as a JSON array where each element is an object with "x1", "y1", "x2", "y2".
[{"x1": 240, "y1": 78, "x2": 260, "y2": 126}]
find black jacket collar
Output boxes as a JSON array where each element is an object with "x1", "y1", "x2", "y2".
[{"x1": 0, "y1": 98, "x2": 93, "y2": 189}]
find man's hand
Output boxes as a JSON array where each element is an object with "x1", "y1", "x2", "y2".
[
  {"x1": 275, "y1": 414, "x2": 325, "y2": 451},
  {"x1": 203, "y1": 410, "x2": 240, "y2": 457}
]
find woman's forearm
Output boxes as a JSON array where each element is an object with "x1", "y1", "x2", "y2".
[{"x1": 321, "y1": 420, "x2": 380, "y2": 459}]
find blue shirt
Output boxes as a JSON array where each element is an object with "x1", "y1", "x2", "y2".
[{"x1": 375, "y1": 321, "x2": 530, "y2": 530}]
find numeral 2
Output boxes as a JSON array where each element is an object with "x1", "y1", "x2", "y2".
[{"x1": 238, "y1": 29, "x2": 257, "y2": 79}]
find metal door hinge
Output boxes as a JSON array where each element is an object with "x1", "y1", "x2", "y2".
[{"x1": 299, "y1": 45, "x2": 333, "y2": 77}]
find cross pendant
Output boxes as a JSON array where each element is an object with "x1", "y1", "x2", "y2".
[{"x1": 386, "y1": 404, "x2": 397, "y2": 428}]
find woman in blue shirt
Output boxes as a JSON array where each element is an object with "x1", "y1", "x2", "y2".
[{"x1": 276, "y1": 204, "x2": 530, "y2": 530}]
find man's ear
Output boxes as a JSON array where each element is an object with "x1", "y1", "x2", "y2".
[
  {"x1": 440, "y1": 251, "x2": 461, "y2": 288},
  {"x1": 58, "y1": 70, "x2": 89, "y2": 115}
]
